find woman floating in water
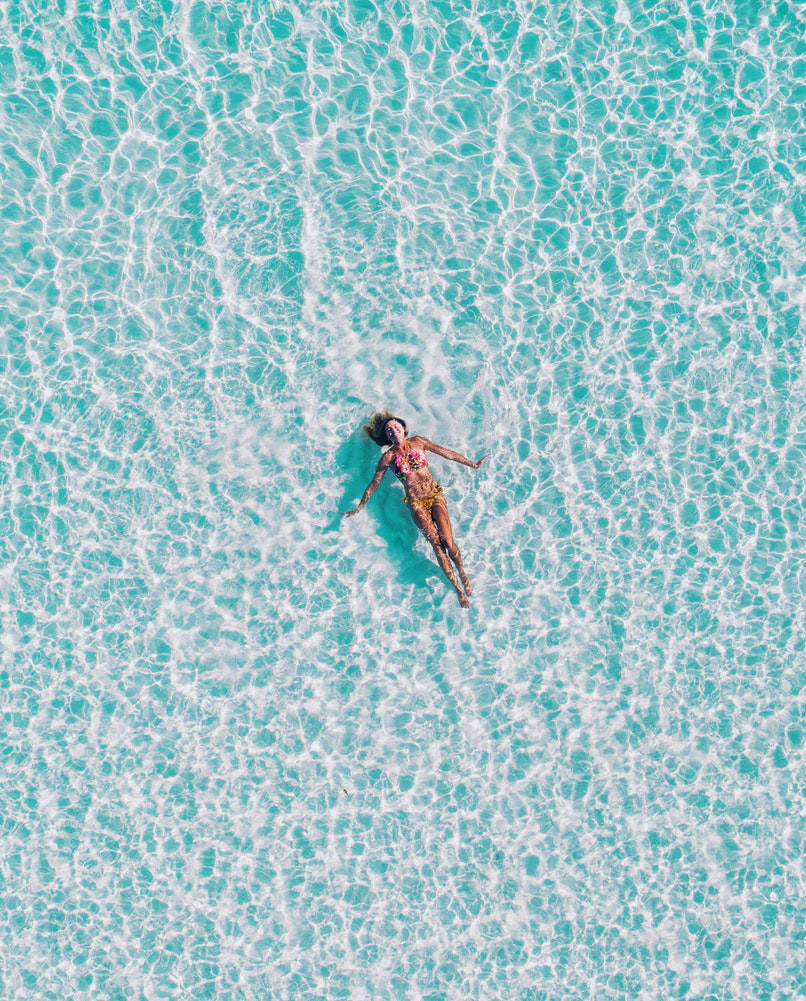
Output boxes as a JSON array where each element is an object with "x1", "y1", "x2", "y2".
[{"x1": 342, "y1": 412, "x2": 489, "y2": 608}]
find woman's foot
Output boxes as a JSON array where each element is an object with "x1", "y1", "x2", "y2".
[{"x1": 457, "y1": 590, "x2": 470, "y2": 608}]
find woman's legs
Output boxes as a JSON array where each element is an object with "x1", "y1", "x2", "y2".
[
  {"x1": 408, "y1": 502, "x2": 469, "y2": 608},
  {"x1": 430, "y1": 494, "x2": 472, "y2": 595}
]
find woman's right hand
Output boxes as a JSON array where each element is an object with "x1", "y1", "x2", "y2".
[{"x1": 341, "y1": 507, "x2": 360, "y2": 517}]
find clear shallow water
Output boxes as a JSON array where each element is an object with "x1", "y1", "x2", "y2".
[{"x1": 1, "y1": 0, "x2": 803, "y2": 997}]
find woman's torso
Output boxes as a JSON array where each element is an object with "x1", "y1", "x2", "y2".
[{"x1": 387, "y1": 438, "x2": 438, "y2": 500}]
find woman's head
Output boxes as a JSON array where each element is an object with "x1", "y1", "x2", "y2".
[
  {"x1": 363, "y1": 410, "x2": 408, "y2": 447},
  {"x1": 384, "y1": 419, "x2": 407, "y2": 446}
]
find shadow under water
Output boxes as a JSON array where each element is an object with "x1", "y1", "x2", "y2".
[{"x1": 328, "y1": 433, "x2": 446, "y2": 599}]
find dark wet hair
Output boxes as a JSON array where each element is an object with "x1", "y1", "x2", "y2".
[{"x1": 363, "y1": 410, "x2": 408, "y2": 447}]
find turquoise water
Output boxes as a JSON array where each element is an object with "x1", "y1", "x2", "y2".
[{"x1": 1, "y1": 0, "x2": 803, "y2": 997}]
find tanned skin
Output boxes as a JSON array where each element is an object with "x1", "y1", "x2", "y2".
[{"x1": 342, "y1": 419, "x2": 489, "y2": 608}]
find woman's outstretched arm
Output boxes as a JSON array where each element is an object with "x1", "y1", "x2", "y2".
[
  {"x1": 341, "y1": 455, "x2": 389, "y2": 517},
  {"x1": 419, "y1": 438, "x2": 490, "y2": 469}
]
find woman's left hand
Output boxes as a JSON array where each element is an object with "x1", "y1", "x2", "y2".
[{"x1": 474, "y1": 453, "x2": 490, "y2": 468}]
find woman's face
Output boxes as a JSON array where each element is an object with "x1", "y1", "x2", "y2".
[{"x1": 385, "y1": 419, "x2": 406, "y2": 444}]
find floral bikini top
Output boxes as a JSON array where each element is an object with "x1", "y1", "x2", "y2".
[{"x1": 391, "y1": 447, "x2": 428, "y2": 480}]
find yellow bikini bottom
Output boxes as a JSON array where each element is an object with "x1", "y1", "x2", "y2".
[{"x1": 403, "y1": 484, "x2": 443, "y2": 511}]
